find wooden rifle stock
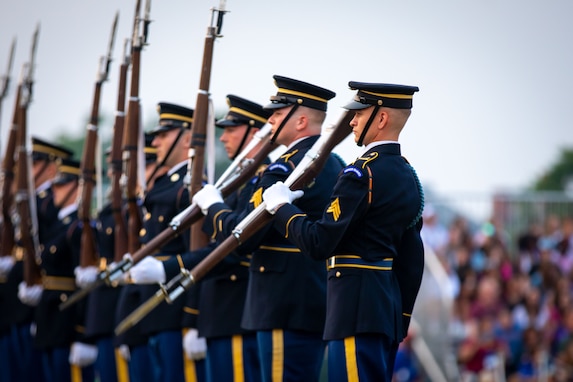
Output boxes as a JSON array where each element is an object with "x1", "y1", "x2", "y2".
[
  {"x1": 110, "y1": 41, "x2": 130, "y2": 262},
  {"x1": 15, "y1": 78, "x2": 42, "y2": 285},
  {"x1": 0, "y1": 81, "x2": 21, "y2": 258},
  {"x1": 114, "y1": 111, "x2": 353, "y2": 331},
  {"x1": 122, "y1": 0, "x2": 148, "y2": 254},
  {"x1": 188, "y1": 3, "x2": 228, "y2": 251},
  {"x1": 78, "y1": 13, "x2": 118, "y2": 268}
]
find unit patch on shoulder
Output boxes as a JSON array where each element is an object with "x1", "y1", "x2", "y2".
[
  {"x1": 267, "y1": 163, "x2": 289, "y2": 173},
  {"x1": 250, "y1": 187, "x2": 263, "y2": 208},
  {"x1": 343, "y1": 166, "x2": 363, "y2": 178},
  {"x1": 326, "y1": 197, "x2": 341, "y2": 221}
]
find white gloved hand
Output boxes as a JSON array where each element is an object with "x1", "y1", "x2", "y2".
[
  {"x1": 192, "y1": 184, "x2": 223, "y2": 215},
  {"x1": 74, "y1": 265, "x2": 99, "y2": 288},
  {"x1": 262, "y1": 181, "x2": 304, "y2": 215},
  {"x1": 118, "y1": 344, "x2": 131, "y2": 361},
  {"x1": 0, "y1": 256, "x2": 15, "y2": 276},
  {"x1": 18, "y1": 282, "x2": 43, "y2": 306},
  {"x1": 69, "y1": 342, "x2": 98, "y2": 367},
  {"x1": 183, "y1": 328, "x2": 207, "y2": 361},
  {"x1": 127, "y1": 256, "x2": 166, "y2": 284}
]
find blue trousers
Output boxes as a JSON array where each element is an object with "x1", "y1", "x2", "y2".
[
  {"x1": 205, "y1": 333, "x2": 260, "y2": 382},
  {"x1": 95, "y1": 337, "x2": 117, "y2": 382},
  {"x1": 129, "y1": 344, "x2": 154, "y2": 382},
  {"x1": 41, "y1": 346, "x2": 94, "y2": 382},
  {"x1": 327, "y1": 334, "x2": 398, "y2": 382},
  {"x1": 8, "y1": 323, "x2": 44, "y2": 382},
  {"x1": 257, "y1": 329, "x2": 325, "y2": 382},
  {"x1": 148, "y1": 330, "x2": 186, "y2": 382}
]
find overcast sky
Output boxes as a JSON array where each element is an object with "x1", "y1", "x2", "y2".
[{"x1": 1, "y1": 0, "x2": 572, "y2": 202}]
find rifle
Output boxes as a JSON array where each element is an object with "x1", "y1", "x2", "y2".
[
  {"x1": 187, "y1": 0, "x2": 229, "y2": 251},
  {"x1": 109, "y1": 38, "x2": 130, "y2": 263},
  {"x1": 0, "y1": 61, "x2": 21, "y2": 260},
  {"x1": 59, "y1": 122, "x2": 274, "y2": 310},
  {"x1": 15, "y1": 24, "x2": 42, "y2": 286},
  {"x1": 115, "y1": 110, "x2": 353, "y2": 334},
  {"x1": 77, "y1": 12, "x2": 118, "y2": 269},
  {"x1": 0, "y1": 37, "x2": 16, "y2": 156},
  {"x1": 122, "y1": 0, "x2": 151, "y2": 254}
]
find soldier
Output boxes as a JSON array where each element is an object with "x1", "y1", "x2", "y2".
[
  {"x1": 18, "y1": 158, "x2": 97, "y2": 382},
  {"x1": 112, "y1": 133, "x2": 161, "y2": 382},
  {"x1": 120, "y1": 102, "x2": 205, "y2": 382},
  {"x1": 0, "y1": 137, "x2": 73, "y2": 382},
  {"x1": 193, "y1": 76, "x2": 344, "y2": 381},
  {"x1": 130, "y1": 94, "x2": 273, "y2": 381},
  {"x1": 262, "y1": 82, "x2": 425, "y2": 381},
  {"x1": 74, "y1": 134, "x2": 158, "y2": 382}
]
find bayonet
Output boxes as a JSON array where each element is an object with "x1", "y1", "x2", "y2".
[
  {"x1": 0, "y1": 37, "x2": 16, "y2": 100},
  {"x1": 101, "y1": 11, "x2": 119, "y2": 84},
  {"x1": 142, "y1": 0, "x2": 152, "y2": 45},
  {"x1": 22, "y1": 23, "x2": 40, "y2": 107}
]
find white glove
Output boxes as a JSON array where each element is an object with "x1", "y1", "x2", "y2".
[
  {"x1": 262, "y1": 181, "x2": 304, "y2": 215},
  {"x1": 18, "y1": 282, "x2": 43, "y2": 306},
  {"x1": 69, "y1": 342, "x2": 98, "y2": 367},
  {"x1": 0, "y1": 256, "x2": 15, "y2": 276},
  {"x1": 183, "y1": 328, "x2": 207, "y2": 361},
  {"x1": 74, "y1": 265, "x2": 99, "y2": 288},
  {"x1": 118, "y1": 344, "x2": 131, "y2": 361},
  {"x1": 192, "y1": 184, "x2": 223, "y2": 215},
  {"x1": 127, "y1": 256, "x2": 166, "y2": 284}
]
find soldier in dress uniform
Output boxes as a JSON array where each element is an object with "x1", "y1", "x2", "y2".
[
  {"x1": 262, "y1": 82, "x2": 425, "y2": 381},
  {"x1": 130, "y1": 94, "x2": 273, "y2": 382},
  {"x1": 0, "y1": 137, "x2": 73, "y2": 382},
  {"x1": 74, "y1": 136, "x2": 160, "y2": 382},
  {"x1": 113, "y1": 133, "x2": 160, "y2": 382},
  {"x1": 123, "y1": 102, "x2": 205, "y2": 382},
  {"x1": 18, "y1": 157, "x2": 97, "y2": 382},
  {"x1": 193, "y1": 76, "x2": 345, "y2": 382}
]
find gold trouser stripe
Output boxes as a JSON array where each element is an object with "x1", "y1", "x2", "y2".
[
  {"x1": 272, "y1": 329, "x2": 284, "y2": 382},
  {"x1": 344, "y1": 337, "x2": 359, "y2": 382},
  {"x1": 232, "y1": 334, "x2": 245, "y2": 382},
  {"x1": 183, "y1": 329, "x2": 198, "y2": 382},
  {"x1": 71, "y1": 364, "x2": 82, "y2": 382},
  {"x1": 115, "y1": 348, "x2": 130, "y2": 382},
  {"x1": 43, "y1": 276, "x2": 76, "y2": 291}
]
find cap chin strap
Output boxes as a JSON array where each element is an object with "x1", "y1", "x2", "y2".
[
  {"x1": 34, "y1": 160, "x2": 50, "y2": 185},
  {"x1": 56, "y1": 182, "x2": 78, "y2": 210},
  {"x1": 146, "y1": 126, "x2": 185, "y2": 183},
  {"x1": 356, "y1": 105, "x2": 380, "y2": 147},
  {"x1": 232, "y1": 125, "x2": 253, "y2": 160},
  {"x1": 270, "y1": 104, "x2": 299, "y2": 143}
]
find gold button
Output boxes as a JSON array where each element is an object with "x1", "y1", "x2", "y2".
[
  {"x1": 63, "y1": 217, "x2": 71, "y2": 224},
  {"x1": 335, "y1": 271, "x2": 341, "y2": 277},
  {"x1": 106, "y1": 227, "x2": 113, "y2": 235},
  {"x1": 158, "y1": 215, "x2": 164, "y2": 222},
  {"x1": 139, "y1": 228, "x2": 147, "y2": 237},
  {"x1": 170, "y1": 173, "x2": 180, "y2": 182},
  {"x1": 145, "y1": 212, "x2": 151, "y2": 220},
  {"x1": 50, "y1": 245, "x2": 57, "y2": 254},
  {"x1": 60, "y1": 294, "x2": 67, "y2": 302},
  {"x1": 230, "y1": 274, "x2": 237, "y2": 281},
  {"x1": 259, "y1": 266, "x2": 265, "y2": 272}
]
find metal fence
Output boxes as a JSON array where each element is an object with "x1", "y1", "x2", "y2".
[{"x1": 426, "y1": 190, "x2": 573, "y2": 254}]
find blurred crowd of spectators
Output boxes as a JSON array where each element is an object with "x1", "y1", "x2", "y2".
[{"x1": 394, "y1": 206, "x2": 573, "y2": 382}]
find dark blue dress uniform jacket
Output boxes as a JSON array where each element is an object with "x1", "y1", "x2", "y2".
[
  {"x1": 273, "y1": 143, "x2": 424, "y2": 342},
  {"x1": 34, "y1": 209, "x2": 89, "y2": 349},
  {"x1": 138, "y1": 164, "x2": 193, "y2": 334},
  {"x1": 204, "y1": 136, "x2": 344, "y2": 334}
]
